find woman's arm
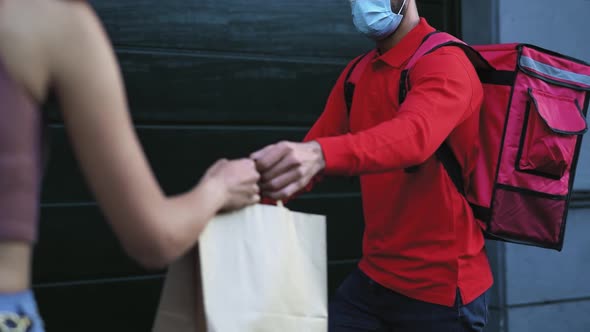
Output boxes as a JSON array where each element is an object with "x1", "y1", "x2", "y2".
[{"x1": 46, "y1": 2, "x2": 259, "y2": 269}]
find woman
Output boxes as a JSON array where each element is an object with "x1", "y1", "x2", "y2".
[{"x1": 0, "y1": 0, "x2": 261, "y2": 330}]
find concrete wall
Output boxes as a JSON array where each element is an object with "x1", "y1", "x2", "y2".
[{"x1": 463, "y1": 1, "x2": 590, "y2": 331}]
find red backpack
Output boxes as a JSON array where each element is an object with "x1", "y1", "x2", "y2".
[{"x1": 344, "y1": 32, "x2": 590, "y2": 250}]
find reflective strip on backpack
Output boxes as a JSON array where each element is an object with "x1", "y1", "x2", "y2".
[{"x1": 520, "y1": 55, "x2": 590, "y2": 88}]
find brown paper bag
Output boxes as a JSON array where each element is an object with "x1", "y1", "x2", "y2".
[
  {"x1": 152, "y1": 204, "x2": 328, "y2": 332},
  {"x1": 151, "y1": 249, "x2": 205, "y2": 332}
]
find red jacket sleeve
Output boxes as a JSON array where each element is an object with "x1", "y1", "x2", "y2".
[{"x1": 315, "y1": 50, "x2": 483, "y2": 175}]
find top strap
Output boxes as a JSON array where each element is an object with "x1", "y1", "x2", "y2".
[{"x1": 403, "y1": 31, "x2": 465, "y2": 70}]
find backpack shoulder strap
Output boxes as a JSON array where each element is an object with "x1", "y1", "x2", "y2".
[
  {"x1": 405, "y1": 32, "x2": 466, "y2": 69},
  {"x1": 400, "y1": 31, "x2": 470, "y2": 193},
  {"x1": 399, "y1": 31, "x2": 468, "y2": 104},
  {"x1": 401, "y1": 32, "x2": 494, "y2": 101},
  {"x1": 400, "y1": 32, "x2": 495, "y2": 222},
  {"x1": 344, "y1": 50, "x2": 377, "y2": 116}
]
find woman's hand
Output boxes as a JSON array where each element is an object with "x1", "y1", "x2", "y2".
[{"x1": 201, "y1": 158, "x2": 261, "y2": 212}]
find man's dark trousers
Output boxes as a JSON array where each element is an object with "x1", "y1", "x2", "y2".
[{"x1": 329, "y1": 268, "x2": 489, "y2": 332}]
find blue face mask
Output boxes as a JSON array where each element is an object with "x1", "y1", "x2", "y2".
[{"x1": 351, "y1": 0, "x2": 407, "y2": 40}]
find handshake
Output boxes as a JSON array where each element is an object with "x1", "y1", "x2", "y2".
[{"x1": 201, "y1": 141, "x2": 326, "y2": 212}]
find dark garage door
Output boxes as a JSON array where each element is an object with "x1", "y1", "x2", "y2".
[{"x1": 35, "y1": 1, "x2": 461, "y2": 331}]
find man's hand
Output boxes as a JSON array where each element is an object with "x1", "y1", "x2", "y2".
[{"x1": 250, "y1": 141, "x2": 326, "y2": 200}]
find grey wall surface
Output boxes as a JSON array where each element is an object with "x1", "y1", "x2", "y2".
[
  {"x1": 461, "y1": 0, "x2": 498, "y2": 44},
  {"x1": 463, "y1": 1, "x2": 590, "y2": 331},
  {"x1": 504, "y1": 209, "x2": 590, "y2": 332}
]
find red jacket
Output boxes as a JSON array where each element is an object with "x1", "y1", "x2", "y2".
[{"x1": 306, "y1": 19, "x2": 493, "y2": 306}]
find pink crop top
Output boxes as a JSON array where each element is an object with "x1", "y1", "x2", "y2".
[{"x1": 0, "y1": 59, "x2": 43, "y2": 242}]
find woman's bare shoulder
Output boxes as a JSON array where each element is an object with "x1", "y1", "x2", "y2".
[{"x1": 0, "y1": 0, "x2": 102, "y2": 102}]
